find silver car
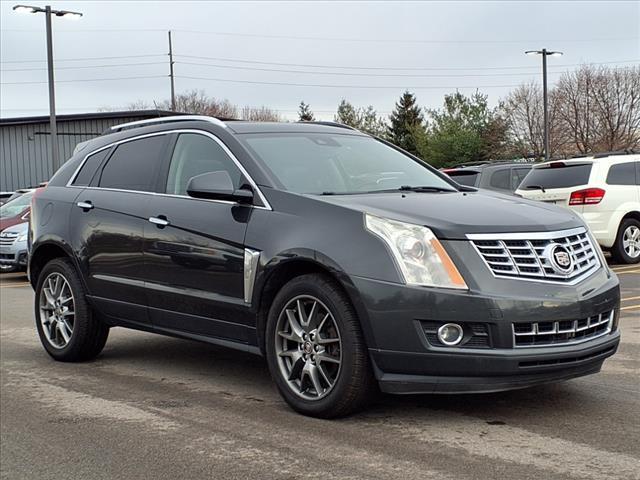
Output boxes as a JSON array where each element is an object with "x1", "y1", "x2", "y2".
[{"x1": 0, "y1": 222, "x2": 29, "y2": 273}]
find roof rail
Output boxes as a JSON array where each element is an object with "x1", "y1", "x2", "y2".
[
  {"x1": 297, "y1": 120, "x2": 358, "y2": 131},
  {"x1": 568, "y1": 149, "x2": 637, "y2": 160},
  {"x1": 109, "y1": 115, "x2": 227, "y2": 133}
]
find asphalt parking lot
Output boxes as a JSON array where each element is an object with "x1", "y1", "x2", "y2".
[{"x1": 1, "y1": 263, "x2": 638, "y2": 480}]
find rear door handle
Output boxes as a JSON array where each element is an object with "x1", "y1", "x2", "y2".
[
  {"x1": 148, "y1": 216, "x2": 170, "y2": 227},
  {"x1": 76, "y1": 201, "x2": 94, "y2": 210}
]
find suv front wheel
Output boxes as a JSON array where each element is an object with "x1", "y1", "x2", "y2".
[
  {"x1": 265, "y1": 274, "x2": 375, "y2": 418},
  {"x1": 611, "y1": 218, "x2": 640, "y2": 264},
  {"x1": 35, "y1": 258, "x2": 109, "y2": 361}
]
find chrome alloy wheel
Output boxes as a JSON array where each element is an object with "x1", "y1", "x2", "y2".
[
  {"x1": 623, "y1": 225, "x2": 640, "y2": 259},
  {"x1": 275, "y1": 295, "x2": 342, "y2": 400},
  {"x1": 39, "y1": 272, "x2": 75, "y2": 349}
]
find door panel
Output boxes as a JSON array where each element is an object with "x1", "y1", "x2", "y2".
[
  {"x1": 69, "y1": 188, "x2": 152, "y2": 324},
  {"x1": 144, "y1": 196, "x2": 251, "y2": 340}
]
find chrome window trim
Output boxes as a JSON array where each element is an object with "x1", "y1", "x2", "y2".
[
  {"x1": 243, "y1": 248, "x2": 261, "y2": 304},
  {"x1": 467, "y1": 227, "x2": 601, "y2": 286},
  {"x1": 110, "y1": 115, "x2": 227, "y2": 132},
  {"x1": 66, "y1": 129, "x2": 272, "y2": 211}
]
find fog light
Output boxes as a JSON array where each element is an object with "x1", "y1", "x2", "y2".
[{"x1": 437, "y1": 323, "x2": 464, "y2": 346}]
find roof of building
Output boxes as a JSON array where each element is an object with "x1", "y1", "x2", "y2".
[{"x1": 0, "y1": 109, "x2": 177, "y2": 126}]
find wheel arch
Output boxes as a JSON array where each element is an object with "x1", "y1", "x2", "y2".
[
  {"x1": 253, "y1": 250, "x2": 375, "y2": 355},
  {"x1": 29, "y1": 239, "x2": 75, "y2": 289}
]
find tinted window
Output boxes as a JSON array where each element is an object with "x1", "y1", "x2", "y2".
[
  {"x1": 166, "y1": 133, "x2": 242, "y2": 195},
  {"x1": 447, "y1": 171, "x2": 479, "y2": 187},
  {"x1": 489, "y1": 168, "x2": 511, "y2": 190},
  {"x1": 240, "y1": 133, "x2": 454, "y2": 194},
  {"x1": 606, "y1": 162, "x2": 636, "y2": 186},
  {"x1": 520, "y1": 163, "x2": 592, "y2": 189},
  {"x1": 511, "y1": 167, "x2": 531, "y2": 190},
  {"x1": 73, "y1": 148, "x2": 110, "y2": 186},
  {"x1": 98, "y1": 136, "x2": 166, "y2": 192}
]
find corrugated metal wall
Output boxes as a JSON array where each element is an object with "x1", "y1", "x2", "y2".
[{"x1": 0, "y1": 114, "x2": 150, "y2": 192}]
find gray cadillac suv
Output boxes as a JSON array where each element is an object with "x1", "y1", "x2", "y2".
[{"x1": 29, "y1": 116, "x2": 620, "y2": 418}]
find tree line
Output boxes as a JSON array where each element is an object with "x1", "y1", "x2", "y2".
[{"x1": 130, "y1": 64, "x2": 639, "y2": 167}]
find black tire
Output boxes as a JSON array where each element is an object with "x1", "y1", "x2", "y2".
[
  {"x1": 611, "y1": 218, "x2": 640, "y2": 265},
  {"x1": 34, "y1": 258, "x2": 109, "y2": 361},
  {"x1": 265, "y1": 273, "x2": 375, "y2": 418}
]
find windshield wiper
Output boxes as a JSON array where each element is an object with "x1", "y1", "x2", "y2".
[
  {"x1": 524, "y1": 185, "x2": 546, "y2": 193},
  {"x1": 397, "y1": 185, "x2": 457, "y2": 193}
]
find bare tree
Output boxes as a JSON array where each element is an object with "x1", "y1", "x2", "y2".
[{"x1": 240, "y1": 105, "x2": 281, "y2": 122}]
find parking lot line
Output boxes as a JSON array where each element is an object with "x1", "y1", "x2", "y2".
[
  {"x1": 614, "y1": 269, "x2": 640, "y2": 275},
  {"x1": 611, "y1": 265, "x2": 640, "y2": 272},
  {"x1": 621, "y1": 295, "x2": 640, "y2": 303},
  {"x1": 0, "y1": 283, "x2": 31, "y2": 288},
  {"x1": 620, "y1": 304, "x2": 640, "y2": 312}
]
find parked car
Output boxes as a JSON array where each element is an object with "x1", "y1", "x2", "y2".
[
  {"x1": 0, "y1": 189, "x2": 36, "y2": 231},
  {"x1": 29, "y1": 116, "x2": 620, "y2": 418},
  {"x1": 442, "y1": 161, "x2": 533, "y2": 194},
  {"x1": 0, "y1": 221, "x2": 29, "y2": 273},
  {"x1": 516, "y1": 152, "x2": 640, "y2": 264}
]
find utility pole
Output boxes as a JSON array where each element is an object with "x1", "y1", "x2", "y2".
[
  {"x1": 168, "y1": 30, "x2": 176, "y2": 111},
  {"x1": 45, "y1": 5, "x2": 58, "y2": 172},
  {"x1": 13, "y1": 4, "x2": 83, "y2": 173},
  {"x1": 525, "y1": 48, "x2": 563, "y2": 161}
]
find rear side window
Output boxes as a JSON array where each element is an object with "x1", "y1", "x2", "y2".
[
  {"x1": 448, "y1": 171, "x2": 479, "y2": 187},
  {"x1": 606, "y1": 162, "x2": 637, "y2": 186},
  {"x1": 72, "y1": 148, "x2": 110, "y2": 186},
  {"x1": 511, "y1": 167, "x2": 531, "y2": 190},
  {"x1": 520, "y1": 163, "x2": 592, "y2": 189},
  {"x1": 98, "y1": 135, "x2": 167, "y2": 192}
]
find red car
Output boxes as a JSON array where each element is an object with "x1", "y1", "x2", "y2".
[{"x1": 0, "y1": 189, "x2": 37, "y2": 231}]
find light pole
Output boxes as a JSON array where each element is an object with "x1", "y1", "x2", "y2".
[
  {"x1": 13, "y1": 5, "x2": 82, "y2": 174},
  {"x1": 525, "y1": 48, "x2": 563, "y2": 161}
]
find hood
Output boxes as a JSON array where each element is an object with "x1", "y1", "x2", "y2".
[
  {"x1": 1, "y1": 221, "x2": 29, "y2": 235},
  {"x1": 316, "y1": 189, "x2": 584, "y2": 239}
]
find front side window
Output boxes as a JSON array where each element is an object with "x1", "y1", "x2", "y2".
[
  {"x1": 98, "y1": 135, "x2": 167, "y2": 192},
  {"x1": 606, "y1": 162, "x2": 636, "y2": 186},
  {"x1": 166, "y1": 133, "x2": 242, "y2": 195},
  {"x1": 239, "y1": 133, "x2": 454, "y2": 195}
]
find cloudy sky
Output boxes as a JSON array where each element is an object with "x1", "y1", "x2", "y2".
[{"x1": 1, "y1": 0, "x2": 638, "y2": 120}]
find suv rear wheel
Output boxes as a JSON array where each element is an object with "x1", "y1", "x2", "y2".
[
  {"x1": 611, "y1": 218, "x2": 640, "y2": 264},
  {"x1": 35, "y1": 258, "x2": 109, "y2": 361},
  {"x1": 265, "y1": 274, "x2": 375, "y2": 418}
]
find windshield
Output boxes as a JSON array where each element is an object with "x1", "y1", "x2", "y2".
[
  {"x1": 239, "y1": 133, "x2": 455, "y2": 195},
  {"x1": 520, "y1": 163, "x2": 592, "y2": 190},
  {"x1": 0, "y1": 191, "x2": 33, "y2": 218}
]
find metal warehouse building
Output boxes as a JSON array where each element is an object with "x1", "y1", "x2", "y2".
[{"x1": 0, "y1": 110, "x2": 175, "y2": 192}]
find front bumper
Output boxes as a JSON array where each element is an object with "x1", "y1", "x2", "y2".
[
  {"x1": 351, "y1": 263, "x2": 620, "y2": 394},
  {"x1": 0, "y1": 246, "x2": 28, "y2": 268}
]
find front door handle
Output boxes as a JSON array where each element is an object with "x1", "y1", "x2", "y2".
[
  {"x1": 148, "y1": 216, "x2": 170, "y2": 227},
  {"x1": 76, "y1": 201, "x2": 94, "y2": 210}
]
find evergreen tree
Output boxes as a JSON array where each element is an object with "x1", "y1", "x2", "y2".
[
  {"x1": 335, "y1": 99, "x2": 359, "y2": 127},
  {"x1": 335, "y1": 99, "x2": 387, "y2": 137},
  {"x1": 298, "y1": 101, "x2": 315, "y2": 121},
  {"x1": 387, "y1": 91, "x2": 425, "y2": 155}
]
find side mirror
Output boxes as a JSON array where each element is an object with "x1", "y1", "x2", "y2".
[{"x1": 186, "y1": 171, "x2": 253, "y2": 204}]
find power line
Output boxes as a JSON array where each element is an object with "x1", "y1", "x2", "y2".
[
  {"x1": 173, "y1": 29, "x2": 639, "y2": 45},
  {"x1": 2, "y1": 62, "x2": 167, "y2": 72},
  {"x1": 1, "y1": 75, "x2": 167, "y2": 85},
  {"x1": 176, "y1": 54, "x2": 639, "y2": 72},
  {"x1": 0, "y1": 54, "x2": 167, "y2": 64},
  {"x1": 176, "y1": 75, "x2": 530, "y2": 90},
  {"x1": 175, "y1": 60, "x2": 584, "y2": 78}
]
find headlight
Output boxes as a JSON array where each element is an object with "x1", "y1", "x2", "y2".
[
  {"x1": 17, "y1": 233, "x2": 28, "y2": 242},
  {"x1": 365, "y1": 214, "x2": 467, "y2": 290}
]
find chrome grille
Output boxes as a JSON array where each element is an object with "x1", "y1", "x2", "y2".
[
  {"x1": 468, "y1": 227, "x2": 600, "y2": 284},
  {"x1": 0, "y1": 232, "x2": 18, "y2": 247},
  {"x1": 513, "y1": 310, "x2": 614, "y2": 348}
]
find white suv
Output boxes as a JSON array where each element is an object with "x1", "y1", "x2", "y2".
[{"x1": 516, "y1": 152, "x2": 640, "y2": 264}]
